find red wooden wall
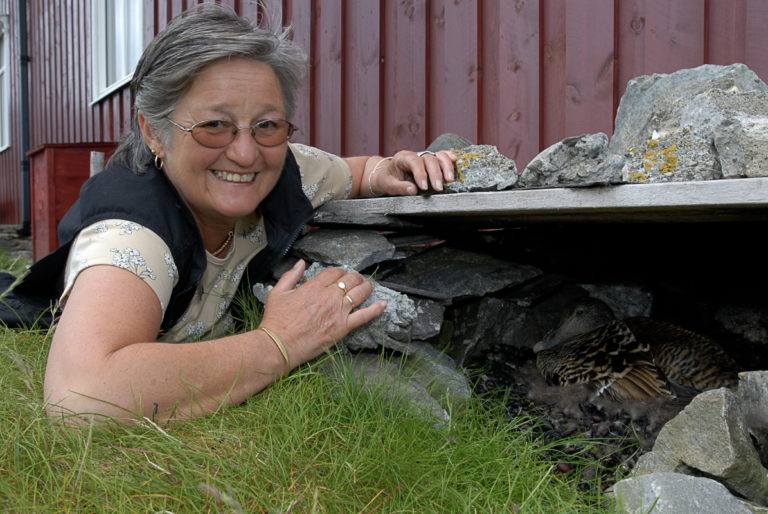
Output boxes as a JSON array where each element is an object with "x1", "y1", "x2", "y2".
[{"x1": 1, "y1": 0, "x2": 767, "y2": 226}]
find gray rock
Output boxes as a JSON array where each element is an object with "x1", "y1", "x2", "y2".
[
  {"x1": 649, "y1": 388, "x2": 768, "y2": 505},
  {"x1": 579, "y1": 282, "x2": 654, "y2": 318},
  {"x1": 609, "y1": 63, "x2": 768, "y2": 157},
  {"x1": 716, "y1": 304, "x2": 768, "y2": 345},
  {"x1": 382, "y1": 245, "x2": 541, "y2": 300},
  {"x1": 519, "y1": 133, "x2": 624, "y2": 188},
  {"x1": 322, "y1": 352, "x2": 451, "y2": 425},
  {"x1": 439, "y1": 297, "x2": 508, "y2": 366},
  {"x1": 345, "y1": 281, "x2": 417, "y2": 353},
  {"x1": 404, "y1": 342, "x2": 471, "y2": 407},
  {"x1": 739, "y1": 371, "x2": 768, "y2": 467},
  {"x1": 620, "y1": 128, "x2": 723, "y2": 183},
  {"x1": 252, "y1": 262, "x2": 419, "y2": 354},
  {"x1": 612, "y1": 472, "x2": 754, "y2": 514},
  {"x1": 292, "y1": 229, "x2": 396, "y2": 271},
  {"x1": 612, "y1": 64, "x2": 768, "y2": 184},
  {"x1": 410, "y1": 298, "x2": 445, "y2": 341},
  {"x1": 425, "y1": 133, "x2": 473, "y2": 152},
  {"x1": 632, "y1": 451, "x2": 679, "y2": 476},
  {"x1": 319, "y1": 344, "x2": 470, "y2": 427},
  {"x1": 442, "y1": 145, "x2": 518, "y2": 192},
  {"x1": 683, "y1": 89, "x2": 768, "y2": 178}
]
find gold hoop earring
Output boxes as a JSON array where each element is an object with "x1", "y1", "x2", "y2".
[{"x1": 150, "y1": 148, "x2": 164, "y2": 171}]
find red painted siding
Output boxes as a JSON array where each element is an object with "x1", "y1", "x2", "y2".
[{"x1": 1, "y1": 0, "x2": 767, "y2": 225}]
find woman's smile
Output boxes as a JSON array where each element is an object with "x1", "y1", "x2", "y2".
[{"x1": 211, "y1": 169, "x2": 257, "y2": 183}]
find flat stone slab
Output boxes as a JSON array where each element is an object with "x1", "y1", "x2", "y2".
[{"x1": 313, "y1": 176, "x2": 768, "y2": 228}]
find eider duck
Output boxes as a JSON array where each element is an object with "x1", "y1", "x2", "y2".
[{"x1": 533, "y1": 297, "x2": 738, "y2": 402}]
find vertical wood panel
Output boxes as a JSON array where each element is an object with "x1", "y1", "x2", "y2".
[
  {"x1": 641, "y1": 0, "x2": 706, "y2": 74},
  {"x1": 481, "y1": 0, "x2": 540, "y2": 167},
  {"x1": 744, "y1": 0, "x2": 768, "y2": 80},
  {"x1": 707, "y1": 0, "x2": 747, "y2": 66},
  {"x1": 540, "y1": 0, "x2": 567, "y2": 148},
  {"x1": 342, "y1": 1, "x2": 380, "y2": 156},
  {"x1": 429, "y1": 0, "x2": 479, "y2": 145},
  {"x1": 381, "y1": 0, "x2": 428, "y2": 155},
  {"x1": 282, "y1": 0, "x2": 313, "y2": 145},
  {"x1": 54, "y1": 1, "x2": 63, "y2": 143},
  {"x1": 563, "y1": 0, "x2": 615, "y2": 138},
  {"x1": 311, "y1": 0, "x2": 343, "y2": 153}
]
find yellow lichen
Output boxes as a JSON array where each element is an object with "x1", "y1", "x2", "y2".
[
  {"x1": 625, "y1": 171, "x2": 647, "y2": 182},
  {"x1": 452, "y1": 149, "x2": 485, "y2": 183},
  {"x1": 641, "y1": 138, "x2": 678, "y2": 176}
]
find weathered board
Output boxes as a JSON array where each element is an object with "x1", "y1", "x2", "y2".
[{"x1": 313, "y1": 177, "x2": 768, "y2": 228}]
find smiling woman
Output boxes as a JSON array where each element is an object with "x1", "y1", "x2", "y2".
[{"x1": 0, "y1": 3, "x2": 459, "y2": 423}]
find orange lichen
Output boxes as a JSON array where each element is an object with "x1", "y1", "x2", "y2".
[
  {"x1": 642, "y1": 137, "x2": 678, "y2": 176},
  {"x1": 625, "y1": 171, "x2": 647, "y2": 182},
  {"x1": 452, "y1": 149, "x2": 486, "y2": 183}
]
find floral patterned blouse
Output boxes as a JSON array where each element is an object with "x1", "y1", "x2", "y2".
[{"x1": 60, "y1": 143, "x2": 353, "y2": 342}]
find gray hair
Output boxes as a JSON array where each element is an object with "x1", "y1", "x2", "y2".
[{"x1": 109, "y1": 3, "x2": 307, "y2": 173}]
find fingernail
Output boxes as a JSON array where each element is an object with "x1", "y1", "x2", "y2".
[
  {"x1": 407, "y1": 185, "x2": 416, "y2": 194},
  {"x1": 421, "y1": 180, "x2": 428, "y2": 189}
]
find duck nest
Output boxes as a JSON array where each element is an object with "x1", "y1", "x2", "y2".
[{"x1": 469, "y1": 344, "x2": 689, "y2": 492}]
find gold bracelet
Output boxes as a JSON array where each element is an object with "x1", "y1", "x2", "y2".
[
  {"x1": 259, "y1": 327, "x2": 291, "y2": 376},
  {"x1": 367, "y1": 156, "x2": 392, "y2": 197}
]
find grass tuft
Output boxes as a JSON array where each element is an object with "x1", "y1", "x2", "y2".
[{"x1": 0, "y1": 250, "x2": 615, "y2": 511}]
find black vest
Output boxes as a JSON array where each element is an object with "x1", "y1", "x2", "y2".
[{"x1": 2, "y1": 149, "x2": 313, "y2": 329}]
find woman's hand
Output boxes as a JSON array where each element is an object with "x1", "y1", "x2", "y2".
[
  {"x1": 258, "y1": 260, "x2": 386, "y2": 366},
  {"x1": 366, "y1": 150, "x2": 458, "y2": 197}
]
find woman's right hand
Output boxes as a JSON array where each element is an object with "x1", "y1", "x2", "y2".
[{"x1": 258, "y1": 260, "x2": 386, "y2": 367}]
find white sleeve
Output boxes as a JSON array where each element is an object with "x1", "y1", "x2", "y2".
[{"x1": 60, "y1": 219, "x2": 179, "y2": 317}]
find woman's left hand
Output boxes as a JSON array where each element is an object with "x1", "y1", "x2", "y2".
[{"x1": 367, "y1": 150, "x2": 458, "y2": 197}]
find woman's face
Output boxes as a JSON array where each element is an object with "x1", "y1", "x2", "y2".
[{"x1": 149, "y1": 58, "x2": 288, "y2": 230}]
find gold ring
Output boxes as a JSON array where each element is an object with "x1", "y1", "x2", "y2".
[
  {"x1": 344, "y1": 294, "x2": 354, "y2": 307},
  {"x1": 337, "y1": 281, "x2": 347, "y2": 293}
]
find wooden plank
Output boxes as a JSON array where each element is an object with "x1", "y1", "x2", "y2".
[
  {"x1": 641, "y1": 0, "x2": 706, "y2": 73},
  {"x1": 282, "y1": 0, "x2": 313, "y2": 145},
  {"x1": 707, "y1": 0, "x2": 747, "y2": 66},
  {"x1": 381, "y1": 0, "x2": 428, "y2": 154},
  {"x1": 342, "y1": 0, "x2": 380, "y2": 156},
  {"x1": 311, "y1": 0, "x2": 343, "y2": 153},
  {"x1": 563, "y1": 0, "x2": 615, "y2": 139},
  {"x1": 313, "y1": 177, "x2": 768, "y2": 227},
  {"x1": 744, "y1": 0, "x2": 768, "y2": 83},
  {"x1": 481, "y1": 0, "x2": 540, "y2": 169},
  {"x1": 429, "y1": 0, "x2": 479, "y2": 144},
  {"x1": 540, "y1": 0, "x2": 567, "y2": 149}
]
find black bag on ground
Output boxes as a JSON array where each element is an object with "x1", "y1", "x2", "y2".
[{"x1": 0, "y1": 248, "x2": 68, "y2": 328}]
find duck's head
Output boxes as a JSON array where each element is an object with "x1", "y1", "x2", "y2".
[{"x1": 533, "y1": 297, "x2": 616, "y2": 352}]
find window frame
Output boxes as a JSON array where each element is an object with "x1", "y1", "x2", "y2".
[{"x1": 91, "y1": 0, "x2": 144, "y2": 103}]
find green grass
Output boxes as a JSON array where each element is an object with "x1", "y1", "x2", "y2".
[{"x1": 0, "y1": 249, "x2": 616, "y2": 512}]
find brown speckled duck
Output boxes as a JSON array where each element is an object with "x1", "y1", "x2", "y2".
[{"x1": 533, "y1": 297, "x2": 738, "y2": 402}]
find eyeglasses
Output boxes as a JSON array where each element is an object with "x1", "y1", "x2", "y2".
[{"x1": 167, "y1": 118, "x2": 297, "y2": 148}]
